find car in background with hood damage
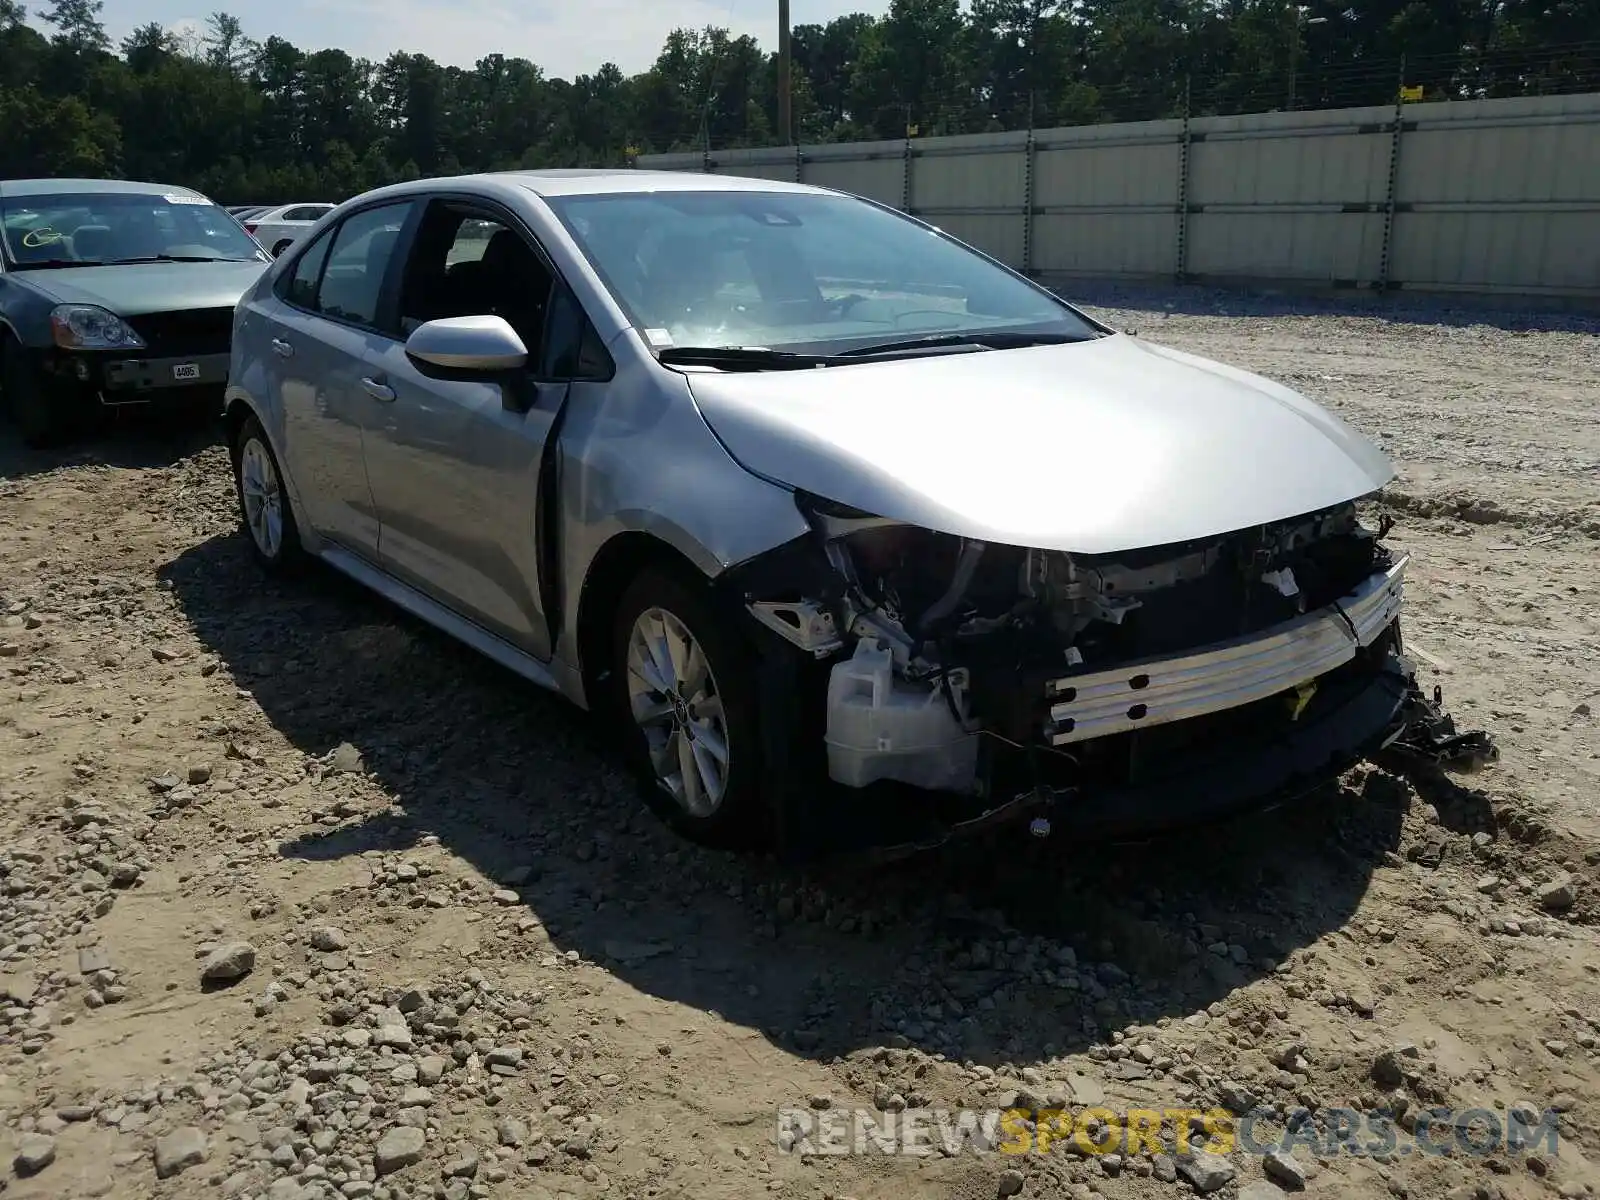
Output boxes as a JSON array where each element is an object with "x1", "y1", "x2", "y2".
[
  {"x1": 221, "y1": 170, "x2": 1494, "y2": 855},
  {"x1": 0, "y1": 178, "x2": 270, "y2": 446}
]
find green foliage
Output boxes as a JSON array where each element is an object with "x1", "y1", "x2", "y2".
[{"x1": 0, "y1": 3, "x2": 1594, "y2": 200}]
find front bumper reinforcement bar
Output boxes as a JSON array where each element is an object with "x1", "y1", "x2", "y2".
[
  {"x1": 838, "y1": 667, "x2": 1497, "y2": 864},
  {"x1": 1044, "y1": 556, "x2": 1408, "y2": 746}
]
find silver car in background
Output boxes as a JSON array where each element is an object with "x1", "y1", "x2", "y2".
[{"x1": 223, "y1": 170, "x2": 1491, "y2": 851}]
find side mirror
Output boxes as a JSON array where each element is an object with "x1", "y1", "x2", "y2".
[{"x1": 405, "y1": 315, "x2": 528, "y2": 373}]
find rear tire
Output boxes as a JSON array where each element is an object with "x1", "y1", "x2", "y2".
[
  {"x1": 272, "y1": 239, "x2": 293, "y2": 257},
  {"x1": 232, "y1": 413, "x2": 305, "y2": 573},
  {"x1": 2, "y1": 340, "x2": 79, "y2": 449},
  {"x1": 610, "y1": 568, "x2": 764, "y2": 847}
]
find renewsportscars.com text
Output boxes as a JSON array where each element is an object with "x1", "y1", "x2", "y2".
[{"x1": 776, "y1": 1105, "x2": 1562, "y2": 1159}]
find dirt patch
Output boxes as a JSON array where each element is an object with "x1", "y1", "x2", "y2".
[{"x1": 2, "y1": 296, "x2": 1598, "y2": 1200}]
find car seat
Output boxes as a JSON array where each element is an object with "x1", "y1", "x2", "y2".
[
  {"x1": 70, "y1": 225, "x2": 115, "y2": 262},
  {"x1": 639, "y1": 234, "x2": 719, "y2": 326},
  {"x1": 365, "y1": 227, "x2": 399, "y2": 286},
  {"x1": 471, "y1": 229, "x2": 549, "y2": 348}
]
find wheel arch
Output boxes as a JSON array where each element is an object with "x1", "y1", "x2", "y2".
[
  {"x1": 0, "y1": 292, "x2": 57, "y2": 346},
  {"x1": 573, "y1": 530, "x2": 715, "y2": 704},
  {"x1": 0, "y1": 317, "x2": 36, "y2": 354},
  {"x1": 223, "y1": 391, "x2": 315, "y2": 547},
  {"x1": 222, "y1": 392, "x2": 257, "y2": 457}
]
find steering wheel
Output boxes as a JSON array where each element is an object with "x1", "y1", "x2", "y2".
[
  {"x1": 21, "y1": 227, "x2": 64, "y2": 249},
  {"x1": 829, "y1": 293, "x2": 868, "y2": 318},
  {"x1": 891, "y1": 308, "x2": 966, "y2": 329}
]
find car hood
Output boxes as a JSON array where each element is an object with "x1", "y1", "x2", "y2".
[
  {"x1": 15, "y1": 260, "x2": 267, "y2": 315},
  {"x1": 684, "y1": 332, "x2": 1395, "y2": 555}
]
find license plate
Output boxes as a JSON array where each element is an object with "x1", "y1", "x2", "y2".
[{"x1": 172, "y1": 362, "x2": 201, "y2": 381}]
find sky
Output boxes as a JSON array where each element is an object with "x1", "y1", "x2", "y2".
[{"x1": 57, "y1": 0, "x2": 889, "y2": 79}]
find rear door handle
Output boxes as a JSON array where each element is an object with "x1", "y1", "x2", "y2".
[
  {"x1": 361, "y1": 376, "x2": 395, "y2": 402},
  {"x1": 270, "y1": 337, "x2": 293, "y2": 358}
]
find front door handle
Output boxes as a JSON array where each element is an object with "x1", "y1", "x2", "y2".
[
  {"x1": 270, "y1": 337, "x2": 293, "y2": 358},
  {"x1": 361, "y1": 376, "x2": 395, "y2": 402}
]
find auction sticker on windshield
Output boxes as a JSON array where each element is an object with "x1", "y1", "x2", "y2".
[{"x1": 172, "y1": 362, "x2": 200, "y2": 380}]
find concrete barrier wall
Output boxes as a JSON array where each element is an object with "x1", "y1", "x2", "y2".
[{"x1": 637, "y1": 92, "x2": 1600, "y2": 299}]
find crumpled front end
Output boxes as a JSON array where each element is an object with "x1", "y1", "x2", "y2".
[{"x1": 735, "y1": 494, "x2": 1495, "y2": 853}]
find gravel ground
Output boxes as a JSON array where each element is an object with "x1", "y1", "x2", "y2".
[{"x1": 1, "y1": 291, "x2": 1598, "y2": 1200}]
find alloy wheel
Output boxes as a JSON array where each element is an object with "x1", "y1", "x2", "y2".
[
  {"x1": 239, "y1": 436, "x2": 284, "y2": 559},
  {"x1": 625, "y1": 606, "x2": 731, "y2": 818}
]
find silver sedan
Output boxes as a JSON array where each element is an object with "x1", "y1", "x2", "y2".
[{"x1": 223, "y1": 170, "x2": 1490, "y2": 850}]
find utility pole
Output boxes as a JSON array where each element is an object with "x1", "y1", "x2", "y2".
[
  {"x1": 777, "y1": 0, "x2": 793, "y2": 145},
  {"x1": 1286, "y1": 6, "x2": 1328, "y2": 111}
]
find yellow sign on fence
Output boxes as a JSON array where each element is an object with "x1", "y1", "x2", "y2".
[{"x1": 1400, "y1": 85, "x2": 1424, "y2": 102}]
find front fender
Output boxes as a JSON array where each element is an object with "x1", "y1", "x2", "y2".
[
  {"x1": 0, "y1": 282, "x2": 56, "y2": 346},
  {"x1": 551, "y1": 349, "x2": 811, "y2": 679}
]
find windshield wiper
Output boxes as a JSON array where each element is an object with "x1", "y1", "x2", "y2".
[
  {"x1": 11, "y1": 258, "x2": 106, "y2": 269},
  {"x1": 656, "y1": 346, "x2": 842, "y2": 371},
  {"x1": 658, "y1": 341, "x2": 1001, "y2": 371},
  {"x1": 835, "y1": 330, "x2": 1100, "y2": 357},
  {"x1": 656, "y1": 329, "x2": 1100, "y2": 371},
  {"x1": 108, "y1": 254, "x2": 255, "y2": 264}
]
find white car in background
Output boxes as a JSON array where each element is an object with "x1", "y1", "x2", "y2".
[{"x1": 243, "y1": 203, "x2": 336, "y2": 257}]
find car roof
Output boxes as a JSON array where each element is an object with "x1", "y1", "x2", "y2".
[
  {"x1": 508, "y1": 170, "x2": 823, "y2": 198},
  {"x1": 355, "y1": 169, "x2": 829, "y2": 205},
  {"x1": 0, "y1": 178, "x2": 210, "y2": 201}
]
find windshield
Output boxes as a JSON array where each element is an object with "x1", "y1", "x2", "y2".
[
  {"x1": 0, "y1": 190, "x2": 267, "y2": 268},
  {"x1": 543, "y1": 190, "x2": 1100, "y2": 353}
]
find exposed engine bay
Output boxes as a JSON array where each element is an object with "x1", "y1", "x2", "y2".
[{"x1": 743, "y1": 493, "x2": 1494, "y2": 835}]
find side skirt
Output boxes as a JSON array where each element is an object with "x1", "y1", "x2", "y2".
[{"x1": 317, "y1": 544, "x2": 587, "y2": 708}]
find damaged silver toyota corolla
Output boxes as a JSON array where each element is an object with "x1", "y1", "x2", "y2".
[{"x1": 224, "y1": 170, "x2": 1494, "y2": 855}]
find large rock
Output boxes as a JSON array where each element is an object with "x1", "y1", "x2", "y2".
[
  {"x1": 496, "y1": 1117, "x2": 528, "y2": 1148},
  {"x1": 1537, "y1": 873, "x2": 1577, "y2": 912},
  {"x1": 417, "y1": 1055, "x2": 447, "y2": 1085},
  {"x1": 484, "y1": 1046, "x2": 523, "y2": 1070},
  {"x1": 374, "y1": 1126, "x2": 426, "y2": 1175},
  {"x1": 309, "y1": 927, "x2": 348, "y2": 952},
  {"x1": 442, "y1": 1147, "x2": 479, "y2": 1179},
  {"x1": 327, "y1": 743, "x2": 365, "y2": 774},
  {"x1": 200, "y1": 942, "x2": 257, "y2": 985},
  {"x1": 154, "y1": 1127, "x2": 208, "y2": 1178},
  {"x1": 373, "y1": 1023, "x2": 413, "y2": 1050},
  {"x1": 13, "y1": 1133, "x2": 57, "y2": 1176},
  {"x1": 1370, "y1": 1047, "x2": 1406, "y2": 1089},
  {"x1": 1264, "y1": 1149, "x2": 1308, "y2": 1189},
  {"x1": 1176, "y1": 1150, "x2": 1236, "y2": 1194}
]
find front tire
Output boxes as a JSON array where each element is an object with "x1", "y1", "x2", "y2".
[
  {"x1": 2, "y1": 341, "x2": 79, "y2": 449},
  {"x1": 610, "y1": 569, "x2": 763, "y2": 846},
  {"x1": 232, "y1": 414, "x2": 305, "y2": 573}
]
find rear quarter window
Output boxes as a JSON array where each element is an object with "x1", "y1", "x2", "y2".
[{"x1": 281, "y1": 228, "x2": 335, "y2": 309}]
